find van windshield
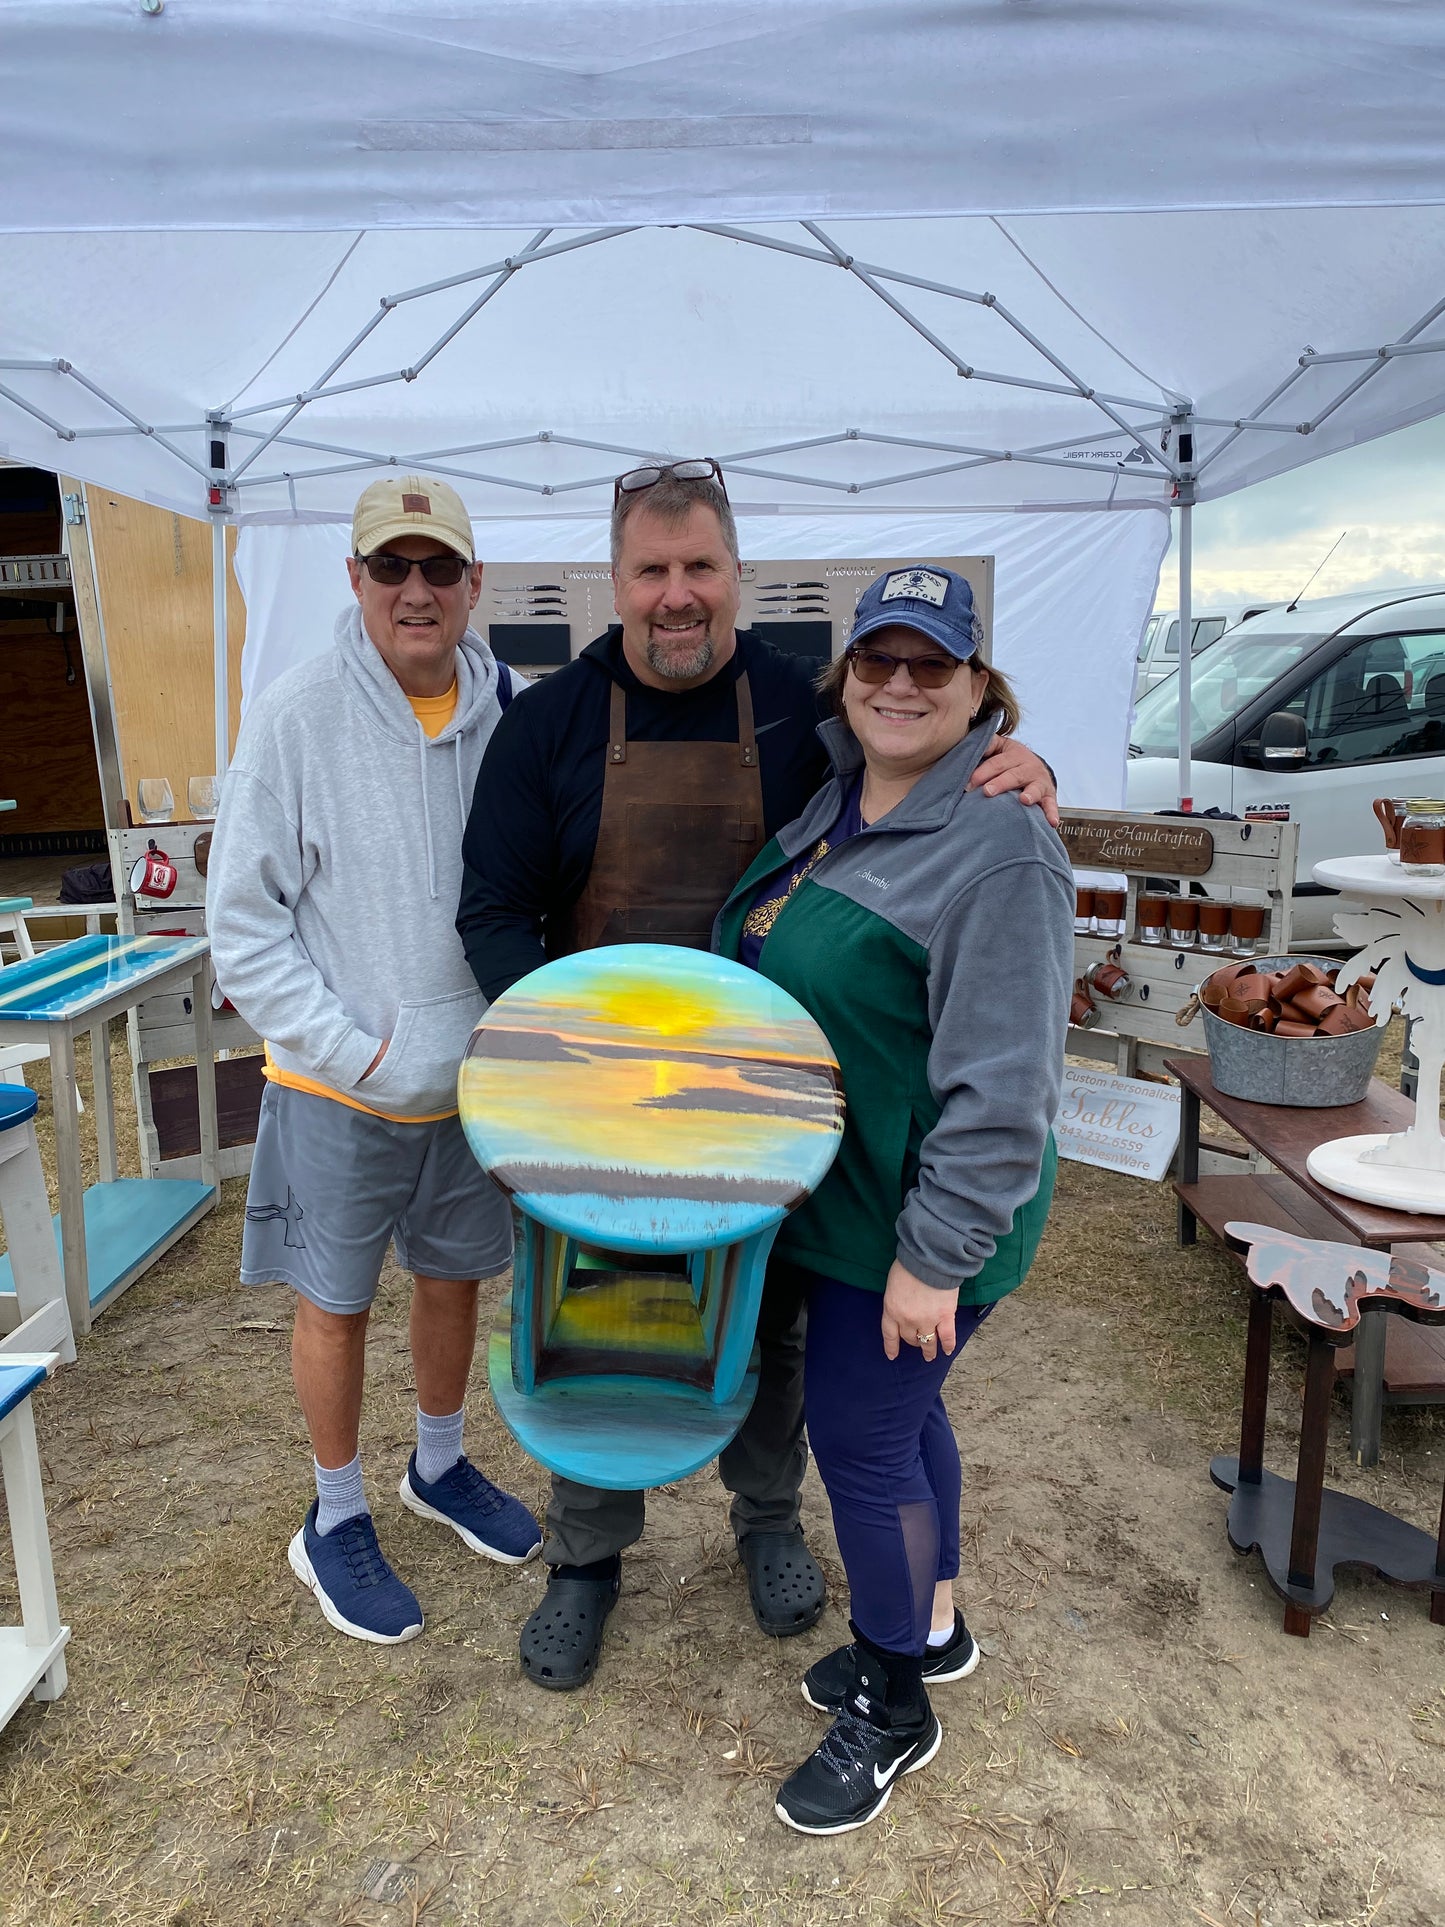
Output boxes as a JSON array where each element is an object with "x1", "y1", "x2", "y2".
[{"x1": 1131, "y1": 633, "x2": 1322, "y2": 754}]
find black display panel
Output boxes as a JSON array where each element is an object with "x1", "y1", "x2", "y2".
[
  {"x1": 488, "y1": 623, "x2": 572, "y2": 666},
  {"x1": 750, "y1": 620, "x2": 833, "y2": 665}
]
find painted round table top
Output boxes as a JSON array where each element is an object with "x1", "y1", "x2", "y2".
[
  {"x1": 459, "y1": 944, "x2": 844, "y2": 1253},
  {"x1": 1313, "y1": 854, "x2": 1445, "y2": 902}
]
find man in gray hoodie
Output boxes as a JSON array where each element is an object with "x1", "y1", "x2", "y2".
[{"x1": 207, "y1": 475, "x2": 541, "y2": 1646}]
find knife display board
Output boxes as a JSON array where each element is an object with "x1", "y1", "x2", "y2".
[{"x1": 479, "y1": 555, "x2": 993, "y2": 675}]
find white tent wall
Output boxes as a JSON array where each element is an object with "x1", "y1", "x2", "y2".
[{"x1": 234, "y1": 507, "x2": 1168, "y2": 808}]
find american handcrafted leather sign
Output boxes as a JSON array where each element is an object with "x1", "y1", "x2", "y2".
[{"x1": 1059, "y1": 816, "x2": 1214, "y2": 877}]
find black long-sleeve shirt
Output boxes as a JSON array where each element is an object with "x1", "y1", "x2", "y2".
[{"x1": 457, "y1": 627, "x2": 830, "y2": 1001}]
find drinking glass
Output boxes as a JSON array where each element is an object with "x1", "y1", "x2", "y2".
[
  {"x1": 187, "y1": 775, "x2": 221, "y2": 821},
  {"x1": 136, "y1": 778, "x2": 174, "y2": 824}
]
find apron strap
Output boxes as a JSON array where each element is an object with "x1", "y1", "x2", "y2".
[
  {"x1": 735, "y1": 671, "x2": 758, "y2": 769},
  {"x1": 608, "y1": 680, "x2": 627, "y2": 765}
]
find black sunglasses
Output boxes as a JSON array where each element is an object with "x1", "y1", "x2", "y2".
[
  {"x1": 357, "y1": 551, "x2": 471, "y2": 588},
  {"x1": 613, "y1": 457, "x2": 728, "y2": 506},
  {"x1": 846, "y1": 646, "x2": 962, "y2": 689}
]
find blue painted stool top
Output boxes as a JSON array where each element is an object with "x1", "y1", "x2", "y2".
[
  {"x1": 0, "y1": 1085, "x2": 40, "y2": 1132},
  {"x1": 0, "y1": 1361, "x2": 47, "y2": 1423},
  {"x1": 0, "y1": 933, "x2": 208, "y2": 1024},
  {"x1": 0, "y1": 895, "x2": 34, "y2": 912},
  {"x1": 460, "y1": 944, "x2": 844, "y2": 1253}
]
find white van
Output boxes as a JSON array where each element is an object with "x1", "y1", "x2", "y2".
[
  {"x1": 1126, "y1": 583, "x2": 1445, "y2": 942},
  {"x1": 1135, "y1": 601, "x2": 1279, "y2": 696}
]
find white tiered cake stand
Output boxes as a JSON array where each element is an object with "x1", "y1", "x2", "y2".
[{"x1": 1307, "y1": 854, "x2": 1445, "y2": 1214}]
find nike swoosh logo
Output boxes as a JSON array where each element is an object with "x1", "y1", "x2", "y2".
[
  {"x1": 754, "y1": 718, "x2": 787, "y2": 736},
  {"x1": 873, "y1": 1756, "x2": 906, "y2": 1790}
]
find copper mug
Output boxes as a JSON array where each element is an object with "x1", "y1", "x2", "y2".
[{"x1": 1372, "y1": 796, "x2": 1408, "y2": 863}]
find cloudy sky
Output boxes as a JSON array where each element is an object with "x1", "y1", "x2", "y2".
[{"x1": 1155, "y1": 412, "x2": 1445, "y2": 610}]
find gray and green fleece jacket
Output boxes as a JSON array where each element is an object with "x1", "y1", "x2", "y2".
[{"x1": 714, "y1": 715, "x2": 1074, "y2": 1302}]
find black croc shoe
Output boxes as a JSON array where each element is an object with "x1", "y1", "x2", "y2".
[
  {"x1": 519, "y1": 1560, "x2": 620, "y2": 1691},
  {"x1": 802, "y1": 1610, "x2": 979, "y2": 1714},
  {"x1": 739, "y1": 1528, "x2": 825, "y2": 1637}
]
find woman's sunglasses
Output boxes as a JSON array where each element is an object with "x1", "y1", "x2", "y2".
[
  {"x1": 846, "y1": 646, "x2": 962, "y2": 689},
  {"x1": 357, "y1": 551, "x2": 470, "y2": 587},
  {"x1": 613, "y1": 457, "x2": 728, "y2": 505}
]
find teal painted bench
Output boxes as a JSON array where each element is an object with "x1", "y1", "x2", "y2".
[{"x1": 0, "y1": 1350, "x2": 69, "y2": 1726}]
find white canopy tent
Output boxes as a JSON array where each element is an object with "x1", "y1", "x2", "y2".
[{"x1": 4, "y1": 1, "x2": 1445, "y2": 800}]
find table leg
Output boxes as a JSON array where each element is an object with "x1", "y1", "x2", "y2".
[
  {"x1": 89, "y1": 1020, "x2": 117, "y2": 1184},
  {"x1": 47, "y1": 1028, "x2": 90, "y2": 1339},
  {"x1": 191, "y1": 963, "x2": 219, "y2": 1193},
  {"x1": 1176, "y1": 1085, "x2": 1200, "y2": 1247},
  {"x1": 1349, "y1": 1308, "x2": 1387, "y2": 1469},
  {"x1": 0, "y1": 1399, "x2": 68, "y2": 1701},
  {"x1": 1238, "y1": 1288, "x2": 1273, "y2": 1483},
  {"x1": 1284, "y1": 1331, "x2": 1336, "y2": 1634},
  {"x1": 1433, "y1": 1479, "x2": 1445, "y2": 1629}
]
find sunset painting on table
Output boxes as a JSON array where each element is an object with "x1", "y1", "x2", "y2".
[{"x1": 459, "y1": 944, "x2": 844, "y2": 1250}]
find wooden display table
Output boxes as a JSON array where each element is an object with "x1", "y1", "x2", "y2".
[
  {"x1": 460, "y1": 944, "x2": 843, "y2": 1490},
  {"x1": 0, "y1": 934, "x2": 218, "y2": 1336},
  {"x1": 1169, "y1": 1054, "x2": 1445, "y2": 1466}
]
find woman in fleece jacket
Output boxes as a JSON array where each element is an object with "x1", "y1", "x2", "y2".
[{"x1": 715, "y1": 564, "x2": 1073, "y2": 1836}]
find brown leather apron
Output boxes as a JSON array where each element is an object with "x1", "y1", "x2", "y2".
[{"x1": 558, "y1": 671, "x2": 766, "y2": 953}]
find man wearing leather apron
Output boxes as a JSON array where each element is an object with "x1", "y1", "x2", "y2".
[{"x1": 457, "y1": 461, "x2": 1058, "y2": 1690}]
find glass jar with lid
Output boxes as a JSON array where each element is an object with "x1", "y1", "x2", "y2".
[{"x1": 1400, "y1": 800, "x2": 1445, "y2": 876}]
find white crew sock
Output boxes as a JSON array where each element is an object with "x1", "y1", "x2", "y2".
[
  {"x1": 415, "y1": 1405, "x2": 465, "y2": 1485},
  {"x1": 314, "y1": 1454, "x2": 367, "y2": 1536}
]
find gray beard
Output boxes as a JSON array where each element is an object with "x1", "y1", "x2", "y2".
[{"x1": 645, "y1": 632, "x2": 716, "y2": 682}]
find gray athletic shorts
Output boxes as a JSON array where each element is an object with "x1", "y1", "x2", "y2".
[{"x1": 240, "y1": 1083, "x2": 513, "y2": 1314}]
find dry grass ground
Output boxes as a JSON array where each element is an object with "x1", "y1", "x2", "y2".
[{"x1": 0, "y1": 1027, "x2": 1441, "y2": 1927}]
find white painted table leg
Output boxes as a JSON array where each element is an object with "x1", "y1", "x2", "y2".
[
  {"x1": 89, "y1": 1019, "x2": 117, "y2": 1184},
  {"x1": 192, "y1": 963, "x2": 219, "y2": 1193},
  {"x1": 47, "y1": 1027, "x2": 91, "y2": 1337},
  {"x1": 0, "y1": 1128, "x2": 75, "y2": 1366},
  {"x1": 0, "y1": 1399, "x2": 68, "y2": 1703}
]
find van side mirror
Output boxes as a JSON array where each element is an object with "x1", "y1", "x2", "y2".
[{"x1": 1258, "y1": 711, "x2": 1308, "y2": 764}]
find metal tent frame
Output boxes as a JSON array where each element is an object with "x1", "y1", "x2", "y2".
[{"x1": 3, "y1": 220, "x2": 1444, "y2": 800}]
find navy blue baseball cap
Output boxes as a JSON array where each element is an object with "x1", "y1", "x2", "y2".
[{"x1": 847, "y1": 565, "x2": 984, "y2": 661}]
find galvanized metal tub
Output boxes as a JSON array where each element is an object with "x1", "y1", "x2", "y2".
[{"x1": 1198, "y1": 955, "x2": 1384, "y2": 1107}]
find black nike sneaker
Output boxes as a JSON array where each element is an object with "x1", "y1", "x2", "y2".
[
  {"x1": 775, "y1": 1676, "x2": 941, "y2": 1835},
  {"x1": 801, "y1": 1609, "x2": 979, "y2": 1715}
]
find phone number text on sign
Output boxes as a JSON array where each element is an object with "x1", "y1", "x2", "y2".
[{"x1": 1053, "y1": 1067, "x2": 1181, "y2": 1182}]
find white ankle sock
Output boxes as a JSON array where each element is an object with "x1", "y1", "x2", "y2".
[
  {"x1": 927, "y1": 1615, "x2": 956, "y2": 1648},
  {"x1": 314, "y1": 1455, "x2": 366, "y2": 1536},
  {"x1": 415, "y1": 1405, "x2": 465, "y2": 1485}
]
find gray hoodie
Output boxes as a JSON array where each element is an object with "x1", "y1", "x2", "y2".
[{"x1": 207, "y1": 604, "x2": 508, "y2": 1118}]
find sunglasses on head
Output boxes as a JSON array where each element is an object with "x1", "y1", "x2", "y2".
[
  {"x1": 613, "y1": 457, "x2": 728, "y2": 506},
  {"x1": 846, "y1": 645, "x2": 963, "y2": 689},
  {"x1": 357, "y1": 551, "x2": 470, "y2": 587}
]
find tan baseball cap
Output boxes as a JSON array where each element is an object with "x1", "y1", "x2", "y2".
[{"x1": 351, "y1": 474, "x2": 474, "y2": 562}]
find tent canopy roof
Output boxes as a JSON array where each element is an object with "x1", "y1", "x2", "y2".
[{"x1": 3, "y1": 3, "x2": 1444, "y2": 522}]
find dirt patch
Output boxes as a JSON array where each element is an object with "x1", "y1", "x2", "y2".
[{"x1": 0, "y1": 1036, "x2": 1442, "y2": 1925}]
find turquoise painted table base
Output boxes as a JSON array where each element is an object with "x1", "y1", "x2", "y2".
[
  {"x1": 0, "y1": 1177, "x2": 215, "y2": 1315},
  {"x1": 488, "y1": 1269, "x2": 761, "y2": 1490}
]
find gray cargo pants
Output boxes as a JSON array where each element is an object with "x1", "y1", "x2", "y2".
[{"x1": 542, "y1": 1260, "x2": 809, "y2": 1566}]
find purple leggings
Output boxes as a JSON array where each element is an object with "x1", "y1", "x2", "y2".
[{"x1": 802, "y1": 1271, "x2": 992, "y2": 1656}]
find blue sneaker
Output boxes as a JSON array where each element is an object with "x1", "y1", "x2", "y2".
[
  {"x1": 287, "y1": 1502, "x2": 424, "y2": 1645},
  {"x1": 399, "y1": 1452, "x2": 542, "y2": 1565}
]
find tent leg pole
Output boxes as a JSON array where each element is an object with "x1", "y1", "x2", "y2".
[
  {"x1": 1177, "y1": 496, "x2": 1193, "y2": 811},
  {"x1": 212, "y1": 517, "x2": 229, "y2": 777}
]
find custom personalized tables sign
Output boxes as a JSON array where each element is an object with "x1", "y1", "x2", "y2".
[{"x1": 459, "y1": 944, "x2": 843, "y2": 1489}]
